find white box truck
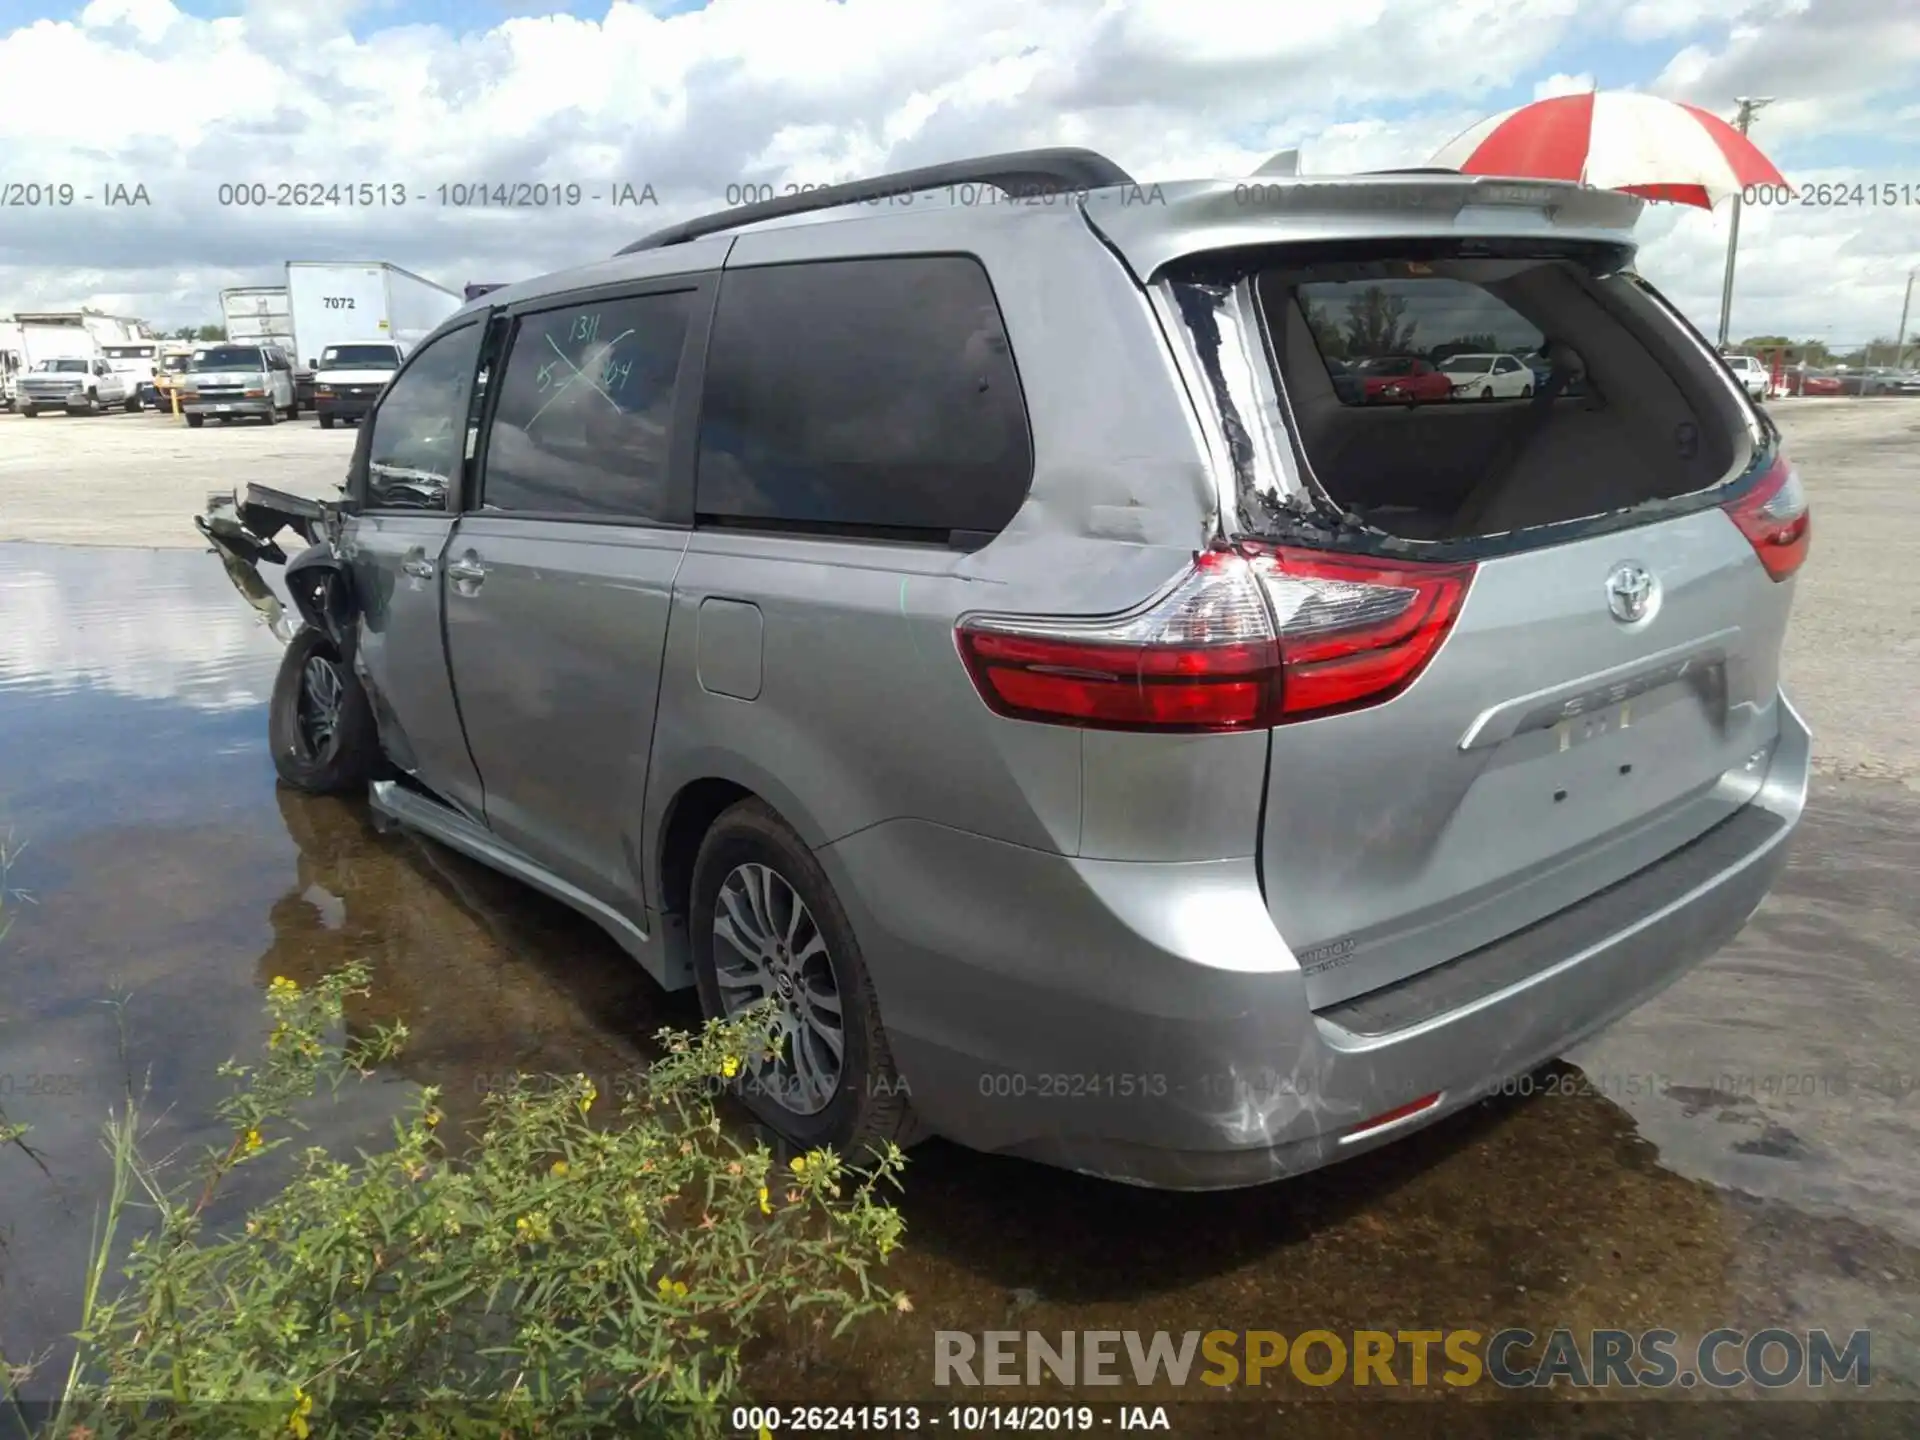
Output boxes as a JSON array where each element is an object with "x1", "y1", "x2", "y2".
[
  {"x1": 285, "y1": 261, "x2": 461, "y2": 383},
  {"x1": 0, "y1": 318, "x2": 22, "y2": 411},
  {"x1": 221, "y1": 286, "x2": 307, "y2": 403}
]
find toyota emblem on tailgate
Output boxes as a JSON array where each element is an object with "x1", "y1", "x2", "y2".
[{"x1": 1605, "y1": 562, "x2": 1656, "y2": 624}]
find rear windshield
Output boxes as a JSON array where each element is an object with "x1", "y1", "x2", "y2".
[
  {"x1": 103, "y1": 346, "x2": 156, "y2": 360},
  {"x1": 161, "y1": 354, "x2": 193, "y2": 372},
  {"x1": 1234, "y1": 244, "x2": 1755, "y2": 541},
  {"x1": 194, "y1": 346, "x2": 265, "y2": 370},
  {"x1": 321, "y1": 345, "x2": 400, "y2": 368}
]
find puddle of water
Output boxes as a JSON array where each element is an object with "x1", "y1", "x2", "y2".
[{"x1": 2, "y1": 541, "x2": 1916, "y2": 1411}]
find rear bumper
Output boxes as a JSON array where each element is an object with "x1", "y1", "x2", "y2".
[{"x1": 824, "y1": 694, "x2": 1810, "y2": 1189}]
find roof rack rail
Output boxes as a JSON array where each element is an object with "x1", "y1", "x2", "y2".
[
  {"x1": 616, "y1": 147, "x2": 1136, "y2": 255},
  {"x1": 1363, "y1": 166, "x2": 1462, "y2": 175}
]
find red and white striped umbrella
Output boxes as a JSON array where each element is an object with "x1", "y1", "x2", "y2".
[{"x1": 1430, "y1": 91, "x2": 1787, "y2": 210}]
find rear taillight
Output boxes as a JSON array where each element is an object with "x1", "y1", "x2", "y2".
[
  {"x1": 1723, "y1": 454, "x2": 1810, "y2": 581},
  {"x1": 955, "y1": 545, "x2": 1475, "y2": 732}
]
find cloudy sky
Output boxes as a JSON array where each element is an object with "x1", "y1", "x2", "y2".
[{"x1": 1, "y1": 0, "x2": 1916, "y2": 345}]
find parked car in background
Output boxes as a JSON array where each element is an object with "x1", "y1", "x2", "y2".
[
  {"x1": 149, "y1": 342, "x2": 198, "y2": 411},
  {"x1": 1722, "y1": 353, "x2": 1770, "y2": 403},
  {"x1": 197, "y1": 155, "x2": 1810, "y2": 1190},
  {"x1": 100, "y1": 341, "x2": 163, "y2": 409},
  {"x1": 313, "y1": 341, "x2": 405, "y2": 428},
  {"x1": 17, "y1": 355, "x2": 133, "y2": 415},
  {"x1": 1326, "y1": 357, "x2": 1364, "y2": 405},
  {"x1": 1799, "y1": 372, "x2": 1844, "y2": 397},
  {"x1": 178, "y1": 343, "x2": 300, "y2": 427},
  {"x1": 1351, "y1": 355, "x2": 1453, "y2": 404},
  {"x1": 1438, "y1": 352, "x2": 1535, "y2": 400}
]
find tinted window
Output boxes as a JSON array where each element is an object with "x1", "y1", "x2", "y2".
[
  {"x1": 479, "y1": 292, "x2": 692, "y2": 519},
  {"x1": 695, "y1": 256, "x2": 1032, "y2": 536},
  {"x1": 366, "y1": 322, "x2": 483, "y2": 511},
  {"x1": 1297, "y1": 278, "x2": 1545, "y2": 406}
]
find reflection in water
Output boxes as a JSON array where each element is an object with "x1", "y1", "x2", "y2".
[{"x1": 0, "y1": 543, "x2": 288, "y2": 711}]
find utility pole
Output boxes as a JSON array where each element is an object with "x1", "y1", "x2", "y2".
[
  {"x1": 1897, "y1": 268, "x2": 1916, "y2": 372},
  {"x1": 1716, "y1": 96, "x2": 1774, "y2": 349}
]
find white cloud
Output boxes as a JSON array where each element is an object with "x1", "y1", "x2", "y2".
[
  {"x1": 0, "y1": 0, "x2": 1914, "y2": 346},
  {"x1": 1534, "y1": 71, "x2": 1595, "y2": 99}
]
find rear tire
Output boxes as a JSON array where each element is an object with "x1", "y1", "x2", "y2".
[
  {"x1": 690, "y1": 799, "x2": 916, "y2": 1160},
  {"x1": 269, "y1": 627, "x2": 379, "y2": 795},
  {"x1": 287, "y1": 395, "x2": 300, "y2": 420},
  {"x1": 123, "y1": 395, "x2": 140, "y2": 413},
  {"x1": 21, "y1": 406, "x2": 37, "y2": 419},
  {"x1": 319, "y1": 415, "x2": 335, "y2": 430},
  {"x1": 185, "y1": 414, "x2": 204, "y2": 428}
]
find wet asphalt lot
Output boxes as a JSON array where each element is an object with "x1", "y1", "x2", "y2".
[{"x1": 0, "y1": 400, "x2": 1916, "y2": 1432}]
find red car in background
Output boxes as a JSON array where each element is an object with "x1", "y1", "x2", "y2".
[
  {"x1": 1799, "y1": 373, "x2": 1844, "y2": 397},
  {"x1": 1353, "y1": 355, "x2": 1454, "y2": 404}
]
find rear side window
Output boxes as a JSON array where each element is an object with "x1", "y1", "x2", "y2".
[
  {"x1": 480, "y1": 291, "x2": 693, "y2": 520},
  {"x1": 695, "y1": 256, "x2": 1032, "y2": 538},
  {"x1": 1298, "y1": 278, "x2": 1544, "y2": 405}
]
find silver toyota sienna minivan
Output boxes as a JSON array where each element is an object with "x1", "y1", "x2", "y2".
[{"x1": 199, "y1": 149, "x2": 1811, "y2": 1189}]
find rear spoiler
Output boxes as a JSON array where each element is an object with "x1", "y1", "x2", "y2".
[{"x1": 1081, "y1": 174, "x2": 1646, "y2": 282}]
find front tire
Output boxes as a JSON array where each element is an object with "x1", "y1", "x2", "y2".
[
  {"x1": 1520, "y1": 384, "x2": 1534, "y2": 398},
  {"x1": 20, "y1": 406, "x2": 37, "y2": 418},
  {"x1": 124, "y1": 395, "x2": 140, "y2": 413},
  {"x1": 1479, "y1": 386, "x2": 1495, "y2": 401},
  {"x1": 269, "y1": 627, "x2": 379, "y2": 794},
  {"x1": 185, "y1": 414, "x2": 204, "y2": 428},
  {"x1": 318, "y1": 414, "x2": 335, "y2": 430},
  {"x1": 287, "y1": 395, "x2": 300, "y2": 420},
  {"x1": 690, "y1": 800, "x2": 915, "y2": 1158},
  {"x1": 261, "y1": 402, "x2": 279, "y2": 426}
]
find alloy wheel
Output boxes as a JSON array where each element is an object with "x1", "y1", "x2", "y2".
[
  {"x1": 295, "y1": 653, "x2": 345, "y2": 758},
  {"x1": 711, "y1": 862, "x2": 845, "y2": 1116}
]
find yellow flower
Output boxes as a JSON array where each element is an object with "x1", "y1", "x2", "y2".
[
  {"x1": 721, "y1": 1055, "x2": 740, "y2": 1078},
  {"x1": 758, "y1": 1186, "x2": 772, "y2": 1215},
  {"x1": 578, "y1": 1080, "x2": 597, "y2": 1114},
  {"x1": 656, "y1": 1276, "x2": 688, "y2": 1300},
  {"x1": 894, "y1": 1293, "x2": 914, "y2": 1314},
  {"x1": 287, "y1": 1388, "x2": 313, "y2": 1438},
  {"x1": 243, "y1": 1128, "x2": 264, "y2": 1154},
  {"x1": 268, "y1": 976, "x2": 300, "y2": 998},
  {"x1": 789, "y1": 1154, "x2": 807, "y2": 1176},
  {"x1": 423, "y1": 1107, "x2": 442, "y2": 1129},
  {"x1": 515, "y1": 1212, "x2": 550, "y2": 1244},
  {"x1": 551, "y1": 1159, "x2": 570, "y2": 1177}
]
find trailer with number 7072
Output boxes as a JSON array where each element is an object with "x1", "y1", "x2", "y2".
[{"x1": 284, "y1": 261, "x2": 463, "y2": 384}]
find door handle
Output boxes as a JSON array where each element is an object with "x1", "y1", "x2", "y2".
[
  {"x1": 445, "y1": 554, "x2": 487, "y2": 587},
  {"x1": 401, "y1": 548, "x2": 434, "y2": 580}
]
